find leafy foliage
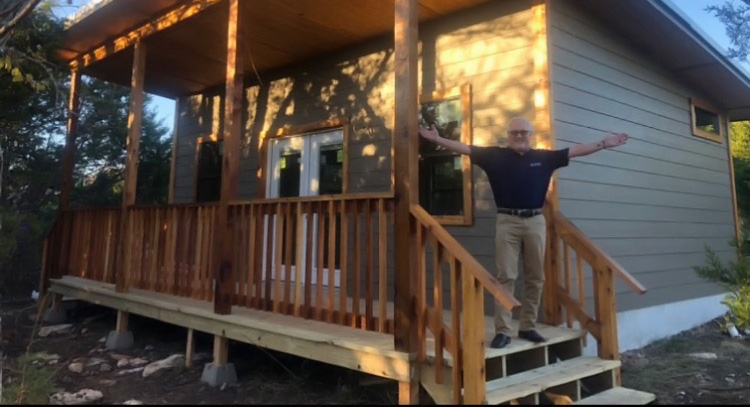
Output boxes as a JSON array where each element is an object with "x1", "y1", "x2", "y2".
[
  {"x1": 0, "y1": 353, "x2": 59, "y2": 405},
  {"x1": 706, "y1": 0, "x2": 750, "y2": 62},
  {"x1": 722, "y1": 285, "x2": 750, "y2": 331}
]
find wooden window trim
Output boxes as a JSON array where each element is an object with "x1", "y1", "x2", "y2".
[
  {"x1": 690, "y1": 97, "x2": 724, "y2": 143},
  {"x1": 418, "y1": 83, "x2": 473, "y2": 226},
  {"x1": 258, "y1": 117, "x2": 350, "y2": 198}
]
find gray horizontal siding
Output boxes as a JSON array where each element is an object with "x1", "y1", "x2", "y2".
[{"x1": 550, "y1": 0, "x2": 734, "y2": 312}]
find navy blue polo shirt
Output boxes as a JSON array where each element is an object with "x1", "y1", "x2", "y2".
[{"x1": 469, "y1": 146, "x2": 569, "y2": 209}]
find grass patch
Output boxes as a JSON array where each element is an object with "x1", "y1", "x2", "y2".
[{"x1": 1, "y1": 354, "x2": 59, "y2": 405}]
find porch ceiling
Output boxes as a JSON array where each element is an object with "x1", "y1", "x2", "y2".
[{"x1": 58, "y1": 0, "x2": 491, "y2": 99}]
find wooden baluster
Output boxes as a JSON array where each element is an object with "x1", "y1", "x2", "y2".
[
  {"x1": 263, "y1": 205, "x2": 274, "y2": 310},
  {"x1": 378, "y1": 199, "x2": 388, "y2": 333},
  {"x1": 248, "y1": 204, "x2": 258, "y2": 308},
  {"x1": 273, "y1": 204, "x2": 284, "y2": 313},
  {"x1": 577, "y1": 255, "x2": 586, "y2": 346},
  {"x1": 544, "y1": 208, "x2": 563, "y2": 325},
  {"x1": 416, "y1": 223, "x2": 426, "y2": 362},
  {"x1": 303, "y1": 202, "x2": 314, "y2": 318},
  {"x1": 338, "y1": 200, "x2": 349, "y2": 325},
  {"x1": 450, "y1": 255, "x2": 462, "y2": 405},
  {"x1": 283, "y1": 202, "x2": 293, "y2": 313},
  {"x1": 327, "y1": 201, "x2": 336, "y2": 322},
  {"x1": 316, "y1": 202, "x2": 325, "y2": 320},
  {"x1": 352, "y1": 200, "x2": 361, "y2": 328},
  {"x1": 294, "y1": 203, "x2": 305, "y2": 317},
  {"x1": 193, "y1": 207, "x2": 204, "y2": 300},
  {"x1": 433, "y1": 242, "x2": 444, "y2": 384},
  {"x1": 462, "y1": 265, "x2": 486, "y2": 405},
  {"x1": 594, "y1": 266, "x2": 619, "y2": 367},
  {"x1": 564, "y1": 242, "x2": 572, "y2": 328},
  {"x1": 365, "y1": 199, "x2": 373, "y2": 331}
]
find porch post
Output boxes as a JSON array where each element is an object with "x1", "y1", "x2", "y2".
[
  {"x1": 393, "y1": 0, "x2": 420, "y2": 403},
  {"x1": 59, "y1": 68, "x2": 81, "y2": 211},
  {"x1": 116, "y1": 41, "x2": 146, "y2": 294},
  {"x1": 212, "y1": 0, "x2": 244, "y2": 315}
]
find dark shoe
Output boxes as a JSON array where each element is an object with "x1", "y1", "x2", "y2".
[
  {"x1": 519, "y1": 329, "x2": 547, "y2": 343},
  {"x1": 490, "y1": 333, "x2": 511, "y2": 349}
]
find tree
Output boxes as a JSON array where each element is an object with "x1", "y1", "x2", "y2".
[
  {"x1": 706, "y1": 0, "x2": 750, "y2": 62},
  {"x1": 731, "y1": 121, "x2": 750, "y2": 229}
]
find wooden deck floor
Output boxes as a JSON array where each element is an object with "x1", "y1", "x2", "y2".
[{"x1": 49, "y1": 276, "x2": 585, "y2": 382}]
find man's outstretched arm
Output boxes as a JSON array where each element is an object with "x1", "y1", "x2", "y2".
[
  {"x1": 568, "y1": 132, "x2": 628, "y2": 158},
  {"x1": 418, "y1": 124, "x2": 471, "y2": 155}
]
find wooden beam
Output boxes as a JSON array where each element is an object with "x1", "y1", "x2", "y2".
[
  {"x1": 115, "y1": 310, "x2": 129, "y2": 334},
  {"x1": 186, "y1": 328, "x2": 195, "y2": 368},
  {"x1": 70, "y1": 0, "x2": 223, "y2": 69},
  {"x1": 59, "y1": 69, "x2": 81, "y2": 211},
  {"x1": 168, "y1": 97, "x2": 180, "y2": 204},
  {"x1": 116, "y1": 41, "x2": 146, "y2": 293},
  {"x1": 213, "y1": 335, "x2": 229, "y2": 366},
  {"x1": 213, "y1": 0, "x2": 245, "y2": 314}
]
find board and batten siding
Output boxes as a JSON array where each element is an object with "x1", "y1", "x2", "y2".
[{"x1": 549, "y1": 0, "x2": 736, "y2": 312}]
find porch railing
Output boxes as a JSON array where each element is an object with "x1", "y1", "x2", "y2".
[
  {"x1": 410, "y1": 204, "x2": 520, "y2": 405},
  {"x1": 544, "y1": 202, "x2": 647, "y2": 368}
]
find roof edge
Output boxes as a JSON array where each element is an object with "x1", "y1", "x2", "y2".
[{"x1": 64, "y1": 0, "x2": 115, "y2": 29}]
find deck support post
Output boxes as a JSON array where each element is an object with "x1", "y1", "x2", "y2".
[
  {"x1": 106, "y1": 310, "x2": 134, "y2": 350},
  {"x1": 42, "y1": 293, "x2": 67, "y2": 324},
  {"x1": 116, "y1": 41, "x2": 146, "y2": 294},
  {"x1": 201, "y1": 335, "x2": 237, "y2": 386},
  {"x1": 185, "y1": 328, "x2": 195, "y2": 368},
  {"x1": 393, "y1": 0, "x2": 421, "y2": 403},
  {"x1": 212, "y1": 0, "x2": 245, "y2": 315}
]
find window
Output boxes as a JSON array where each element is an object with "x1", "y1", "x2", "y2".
[
  {"x1": 195, "y1": 138, "x2": 223, "y2": 202},
  {"x1": 690, "y1": 98, "x2": 724, "y2": 143},
  {"x1": 418, "y1": 84, "x2": 473, "y2": 225}
]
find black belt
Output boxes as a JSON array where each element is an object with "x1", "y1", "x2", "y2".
[{"x1": 497, "y1": 208, "x2": 543, "y2": 218}]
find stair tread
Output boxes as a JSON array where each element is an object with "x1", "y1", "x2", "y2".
[
  {"x1": 574, "y1": 387, "x2": 656, "y2": 405},
  {"x1": 426, "y1": 323, "x2": 585, "y2": 365},
  {"x1": 485, "y1": 356, "x2": 620, "y2": 405}
]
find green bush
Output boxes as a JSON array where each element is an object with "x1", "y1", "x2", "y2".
[
  {"x1": 722, "y1": 286, "x2": 750, "y2": 332},
  {"x1": 693, "y1": 240, "x2": 750, "y2": 291}
]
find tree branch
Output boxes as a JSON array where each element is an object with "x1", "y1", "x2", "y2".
[{"x1": 0, "y1": 0, "x2": 44, "y2": 49}]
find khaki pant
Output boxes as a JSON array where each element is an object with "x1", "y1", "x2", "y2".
[{"x1": 494, "y1": 213, "x2": 546, "y2": 334}]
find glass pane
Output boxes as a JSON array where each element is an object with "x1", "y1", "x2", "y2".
[
  {"x1": 419, "y1": 154, "x2": 463, "y2": 216},
  {"x1": 319, "y1": 143, "x2": 343, "y2": 195},
  {"x1": 695, "y1": 106, "x2": 720, "y2": 135},
  {"x1": 196, "y1": 141, "x2": 222, "y2": 202},
  {"x1": 279, "y1": 150, "x2": 301, "y2": 198},
  {"x1": 419, "y1": 98, "x2": 462, "y2": 154}
]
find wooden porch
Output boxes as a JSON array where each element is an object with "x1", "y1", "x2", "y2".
[{"x1": 44, "y1": 0, "x2": 656, "y2": 403}]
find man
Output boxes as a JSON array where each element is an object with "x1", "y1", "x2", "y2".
[{"x1": 418, "y1": 117, "x2": 628, "y2": 348}]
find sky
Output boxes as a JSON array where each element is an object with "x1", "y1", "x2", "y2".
[{"x1": 51, "y1": 0, "x2": 750, "y2": 134}]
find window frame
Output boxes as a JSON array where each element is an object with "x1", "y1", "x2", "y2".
[
  {"x1": 259, "y1": 117, "x2": 350, "y2": 199},
  {"x1": 690, "y1": 97, "x2": 724, "y2": 143},
  {"x1": 418, "y1": 83, "x2": 473, "y2": 226}
]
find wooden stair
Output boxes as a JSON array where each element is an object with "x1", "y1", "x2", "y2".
[{"x1": 421, "y1": 322, "x2": 655, "y2": 405}]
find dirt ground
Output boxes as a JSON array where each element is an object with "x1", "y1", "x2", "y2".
[{"x1": 2, "y1": 299, "x2": 748, "y2": 405}]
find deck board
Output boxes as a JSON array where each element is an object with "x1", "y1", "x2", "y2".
[{"x1": 50, "y1": 276, "x2": 412, "y2": 381}]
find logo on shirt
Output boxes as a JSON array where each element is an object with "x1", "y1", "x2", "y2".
[{"x1": 530, "y1": 162, "x2": 542, "y2": 167}]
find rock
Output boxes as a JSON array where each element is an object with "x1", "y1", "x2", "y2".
[
  {"x1": 32, "y1": 352, "x2": 61, "y2": 361},
  {"x1": 98, "y1": 337, "x2": 106, "y2": 343},
  {"x1": 117, "y1": 359, "x2": 130, "y2": 368},
  {"x1": 688, "y1": 352, "x2": 718, "y2": 360},
  {"x1": 49, "y1": 359, "x2": 59, "y2": 365},
  {"x1": 144, "y1": 345, "x2": 154, "y2": 351},
  {"x1": 86, "y1": 358, "x2": 106, "y2": 367},
  {"x1": 143, "y1": 354, "x2": 184, "y2": 378},
  {"x1": 109, "y1": 353, "x2": 130, "y2": 361},
  {"x1": 50, "y1": 389, "x2": 103, "y2": 405},
  {"x1": 68, "y1": 362, "x2": 84, "y2": 373},
  {"x1": 81, "y1": 328, "x2": 88, "y2": 334},
  {"x1": 99, "y1": 379, "x2": 116, "y2": 387},
  {"x1": 677, "y1": 391, "x2": 686, "y2": 397},
  {"x1": 116, "y1": 367, "x2": 144, "y2": 377},
  {"x1": 129, "y1": 358, "x2": 148, "y2": 366},
  {"x1": 123, "y1": 400, "x2": 143, "y2": 405},
  {"x1": 99, "y1": 363, "x2": 112, "y2": 372},
  {"x1": 39, "y1": 324, "x2": 74, "y2": 338}
]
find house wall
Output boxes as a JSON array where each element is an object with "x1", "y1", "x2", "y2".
[
  {"x1": 549, "y1": 0, "x2": 735, "y2": 313},
  {"x1": 170, "y1": 0, "x2": 539, "y2": 308}
]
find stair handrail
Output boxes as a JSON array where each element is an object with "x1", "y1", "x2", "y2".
[{"x1": 410, "y1": 203, "x2": 519, "y2": 404}]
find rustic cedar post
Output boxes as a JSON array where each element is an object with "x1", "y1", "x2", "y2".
[
  {"x1": 40, "y1": 68, "x2": 80, "y2": 318},
  {"x1": 105, "y1": 41, "x2": 146, "y2": 351},
  {"x1": 200, "y1": 0, "x2": 244, "y2": 387},
  {"x1": 393, "y1": 0, "x2": 420, "y2": 403},
  {"x1": 212, "y1": 0, "x2": 244, "y2": 315}
]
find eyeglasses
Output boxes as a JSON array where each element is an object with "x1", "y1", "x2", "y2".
[{"x1": 508, "y1": 130, "x2": 531, "y2": 137}]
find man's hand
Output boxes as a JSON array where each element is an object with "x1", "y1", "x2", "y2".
[
  {"x1": 419, "y1": 124, "x2": 440, "y2": 143},
  {"x1": 603, "y1": 132, "x2": 628, "y2": 149}
]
